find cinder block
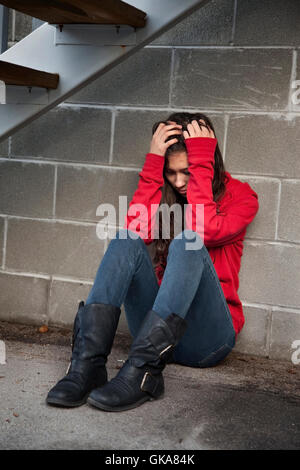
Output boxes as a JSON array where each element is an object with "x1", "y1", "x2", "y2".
[
  {"x1": 55, "y1": 164, "x2": 139, "y2": 224},
  {"x1": 0, "y1": 217, "x2": 4, "y2": 267},
  {"x1": 10, "y1": 107, "x2": 112, "y2": 164},
  {"x1": 0, "y1": 161, "x2": 54, "y2": 217},
  {"x1": 172, "y1": 49, "x2": 291, "y2": 111},
  {"x1": 14, "y1": 12, "x2": 32, "y2": 41},
  {"x1": 0, "y1": 272, "x2": 48, "y2": 324},
  {"x1": 0, "y1": 139, "x2": 9, "y2": 157},
  {"x1": 278, "y1": 180, "x2": 300, "y2": 243},
  {"x1": 234, "y1": 0, "x2": 300, "y2": 46},
  {"x1": 238, "y1": 242, "x2": 300, "y2": 309},
  {"x1": 113, "y1": 110, "x2": 225, "y2": 167},
  {"x1": 48, "y1": 278, "x2": 92, "y2": 326},
  {"x1": 48, "y1": 277, "x2": 131, "y2": 338},
  {"x1": 6, "y1": 218, "x2": 106, "y2": 280},
  {"x1": 270, "y1": 310, "x2": 300, "y2": 361},
  {"x1": 233, "y1": 176, "x2": 280, "y2": 240},
  {"x1": 234, "y1": 305, "x2": 270, "y2": 357},
  {"x1": 67, "y1": 48, "x2": 172, "y2": 106},
  {"x1": 152, "y1": 0, "x2": 234, "y2": 46},
  {"x1": 226, "y1": 115, "x2": 300, "y2": 178}
]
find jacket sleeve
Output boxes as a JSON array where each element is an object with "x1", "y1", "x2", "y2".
[
  {"x1": 123, "y1": 153, "x2": 164, "y2": 244},
  {"x1": 185, "y1": 137, "x2": 259, "y2": 248}
]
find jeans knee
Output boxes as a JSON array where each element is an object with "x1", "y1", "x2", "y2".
[
  {"x1": 169, "y1": 229, "x2": 204, "y2": 254},
  {"x1": 109, "y1": 228, "x2": 144, "y2": 252}
]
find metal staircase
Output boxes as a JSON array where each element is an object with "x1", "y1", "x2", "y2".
[{"x1": 0, "y1": 0, "x2": 210, "y2": 142}]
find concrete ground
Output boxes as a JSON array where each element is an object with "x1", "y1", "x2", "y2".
[{"x1": 0, "y1": 321, "x2": 299, "y2": 450}]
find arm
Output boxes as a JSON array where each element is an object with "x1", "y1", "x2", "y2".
[
  {"x1": 123, "y1": 153, "x2": 164, "y2": 243},
  {"x1": 184, "y1": 121, "x2": 259, "y2": 247},
  {"x1": 123, "y1": 122, "x2": 182, "y2": 243}
]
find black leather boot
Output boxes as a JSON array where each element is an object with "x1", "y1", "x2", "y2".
[
  {"x1": 46, "y1": 301, "x2": 121, "y2": 407},
  {"x1": 87, "y1": 309, "x2": 187, "y2": 412}
]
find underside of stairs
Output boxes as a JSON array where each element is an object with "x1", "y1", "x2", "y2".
[{"x1": 0, "y1": 0, "x2": 211, "y2": 142}]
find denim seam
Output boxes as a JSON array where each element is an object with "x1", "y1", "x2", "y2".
[{"x1": 202, "y1": 255, "x2": 236, "y2": 337}]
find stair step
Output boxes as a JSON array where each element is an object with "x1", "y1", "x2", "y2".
[
  {"x1": 0, "y1": 0, "x2": 147, "y2": 28},
  {"x1": 0, "y1": 0, "x2": 206, "y2": 141},
  {"x1": 0, "y1": 60, "x2": 59, "y2": 89}
]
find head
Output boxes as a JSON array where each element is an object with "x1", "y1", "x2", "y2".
[{"x1": 151, "y1": 112, "x2": 227, "y2": 266}]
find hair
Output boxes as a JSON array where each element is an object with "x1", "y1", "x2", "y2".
[{"x1": 151, "y1": 112, "x2": 228, "y2": 269}]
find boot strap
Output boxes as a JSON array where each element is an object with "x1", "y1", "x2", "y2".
[
  {"x1": 140, "y1": 371, "x2": 161, "y2": 398},
  {"x1": 159, "y1": 344, "x2": 174, "y2": 361}
]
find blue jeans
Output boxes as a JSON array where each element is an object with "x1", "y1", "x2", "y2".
[{"x1": 86, "y1": 228, "x2": 236, "y2": 368}]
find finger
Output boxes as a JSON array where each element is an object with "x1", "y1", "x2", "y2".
[
  {"x1": 194, "y1": 119, "x2": 211, "y2": 137},
  {"x1": 191, "y1": 120, "x2": 202, "y2": 135},
  {"x1": 163, "y1": 129, "x2": 182, "y2": 137},
  {"x1": 198, "y1": 119, "x2": 214, "y2": 137},
  {"x1": 183, "y1": 130, "x2": 190, "y2": 139},
  {"x1": 209, "y1": 128, "x2": 215, "y2": 138},
  {"x1": 186, "y1": 122, "x2": 196, "y2": 137},
  {"x1": 164, "y1": 138, "x2": 179, "y2": 149},
  {"x1": 153, "y1": 122, "x2": 167, "y2": 137},
  {"x1": 157, "y1": 123, "x2": 182, "y2": 139}
]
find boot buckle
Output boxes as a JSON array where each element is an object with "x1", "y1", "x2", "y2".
[
  {"x1": 140, "y1": 371, "x2": 163, "y2": 398},
  {"x1": 140, "y1": 371, "x2": 157, "y2": 395},
  {"x1": 141, "y1": 371, "x2": 151, "y2": 391},
  {"x1": 159, "y1": 344, "x2": 174, "y2": 361}
]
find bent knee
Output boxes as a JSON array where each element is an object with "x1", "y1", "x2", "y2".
[
  {"x1": 169, "y1": 229, "x2": 204, "y2": 254},
  {"x1": 109, "y1": 228, "x2": 146, "y2": 250}
]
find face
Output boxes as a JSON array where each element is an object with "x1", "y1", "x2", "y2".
[{"x1": 165, "y1": 151, "x2": 190, "y2": 196}]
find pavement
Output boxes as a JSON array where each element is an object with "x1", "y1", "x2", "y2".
[{"x1": 0, "y1": 321, "x2": 299, "y2": 450}]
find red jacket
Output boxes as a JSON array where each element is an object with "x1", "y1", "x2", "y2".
[{"x1": 123, "y1": 137, "x2": 259, "y2": 335}]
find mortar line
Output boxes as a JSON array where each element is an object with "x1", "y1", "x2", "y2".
[
  {"x1": 2, "y1": 156, "x2": 300, "y2": 182},
  {"x1": 243, "y1": 238, "x2": 300, "y2": 248},
  {"x1": 11, "y1": 9, "x2": 16, "y2": 43},
  {"x1": 288, "y1": 49, "x2": 298, "y2": 111},
  {"x1": 45, "y1": 275, "x2": 53, "y2": 325},
  {"x1": 168, "y1": 48, "x2": 176, "y2": 107},
  {"x1": 0, "y1": 157, "x2": 142, "y2": 172},
  {"x1": 8, "y1": 137, "x2": 12, "y2": 158},
  {"x1": 268, "y1": 311, "x2": 274, "y2": 357},
  {"x1": 1, "y1": 217, "x2": 7, "y2": 270},
  {"x1": 52, "y1": 164, "x2": 57, "y2": 218},
  {"x1": 0, "y1": 267, "x2": 92, "y2": 284},
  {"x1": 241, "y1": 300, "x2": 300, "y2": 313},
  {"x1": 274, "y1": 179, "x2": 282, "y2": 240},
  {"x1": 230, "y1": 172, "x2": 300, "y2": 181},
  {"x1": 1, "y1": 212, "x2": 299, "y2": 247},
  {"x1": 109, "y1": 109, "x2": 116, "y2": 165},
  {"x1": 146, "y1": 45, "x2": 299, "y2": 50},
  {"x1": 60, "y1": 102, "x2": 300, "y2": 117},
  {"x1": 230, "y1": 0, "x2": 238, "y2": 44},
  {"x1": 222, "y1": 114, "x2": 229, "y2": 162},
  {"x1": 0, "y1": 214, "x2": 125, "y2": 231},
  {"x1": 265, "y1": 309, "x2": 272, "y2": 358}
]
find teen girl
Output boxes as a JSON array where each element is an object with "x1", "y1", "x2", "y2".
[{"x1": 47, "y1": 112, "x2": 259, "y2": 411}]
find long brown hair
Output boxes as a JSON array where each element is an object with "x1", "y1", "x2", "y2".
[{"x1": 151, "y1": 112, "x2": 227, "y2": 268}]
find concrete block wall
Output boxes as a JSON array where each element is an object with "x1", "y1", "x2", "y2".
[{"x1": 1, "y1": 0, "x2": 300, "y2": 362}]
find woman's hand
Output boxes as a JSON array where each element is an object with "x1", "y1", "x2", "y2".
[
  {"x1": 183, "y1": 119, "x2": 215, "y2": 140},
  {"x1": 149, "y1": 121, "x2": 182, "y2": 156}
]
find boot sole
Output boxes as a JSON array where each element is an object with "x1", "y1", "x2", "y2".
[
  {"x1": 87, "y1": 393, "x2": 163, "y2": 412},
  {"x1": 46, "y1": 395, "x2": 88, "y2": 408}
]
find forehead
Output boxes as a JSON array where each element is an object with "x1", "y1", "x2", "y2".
[{"x1": 166, "y1": 151, "x2": 188, "y2": 169}]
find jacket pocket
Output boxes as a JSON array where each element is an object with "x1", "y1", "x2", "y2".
[{"x1": 198, "y1": 343, "x2": 233, "y2": 368}]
